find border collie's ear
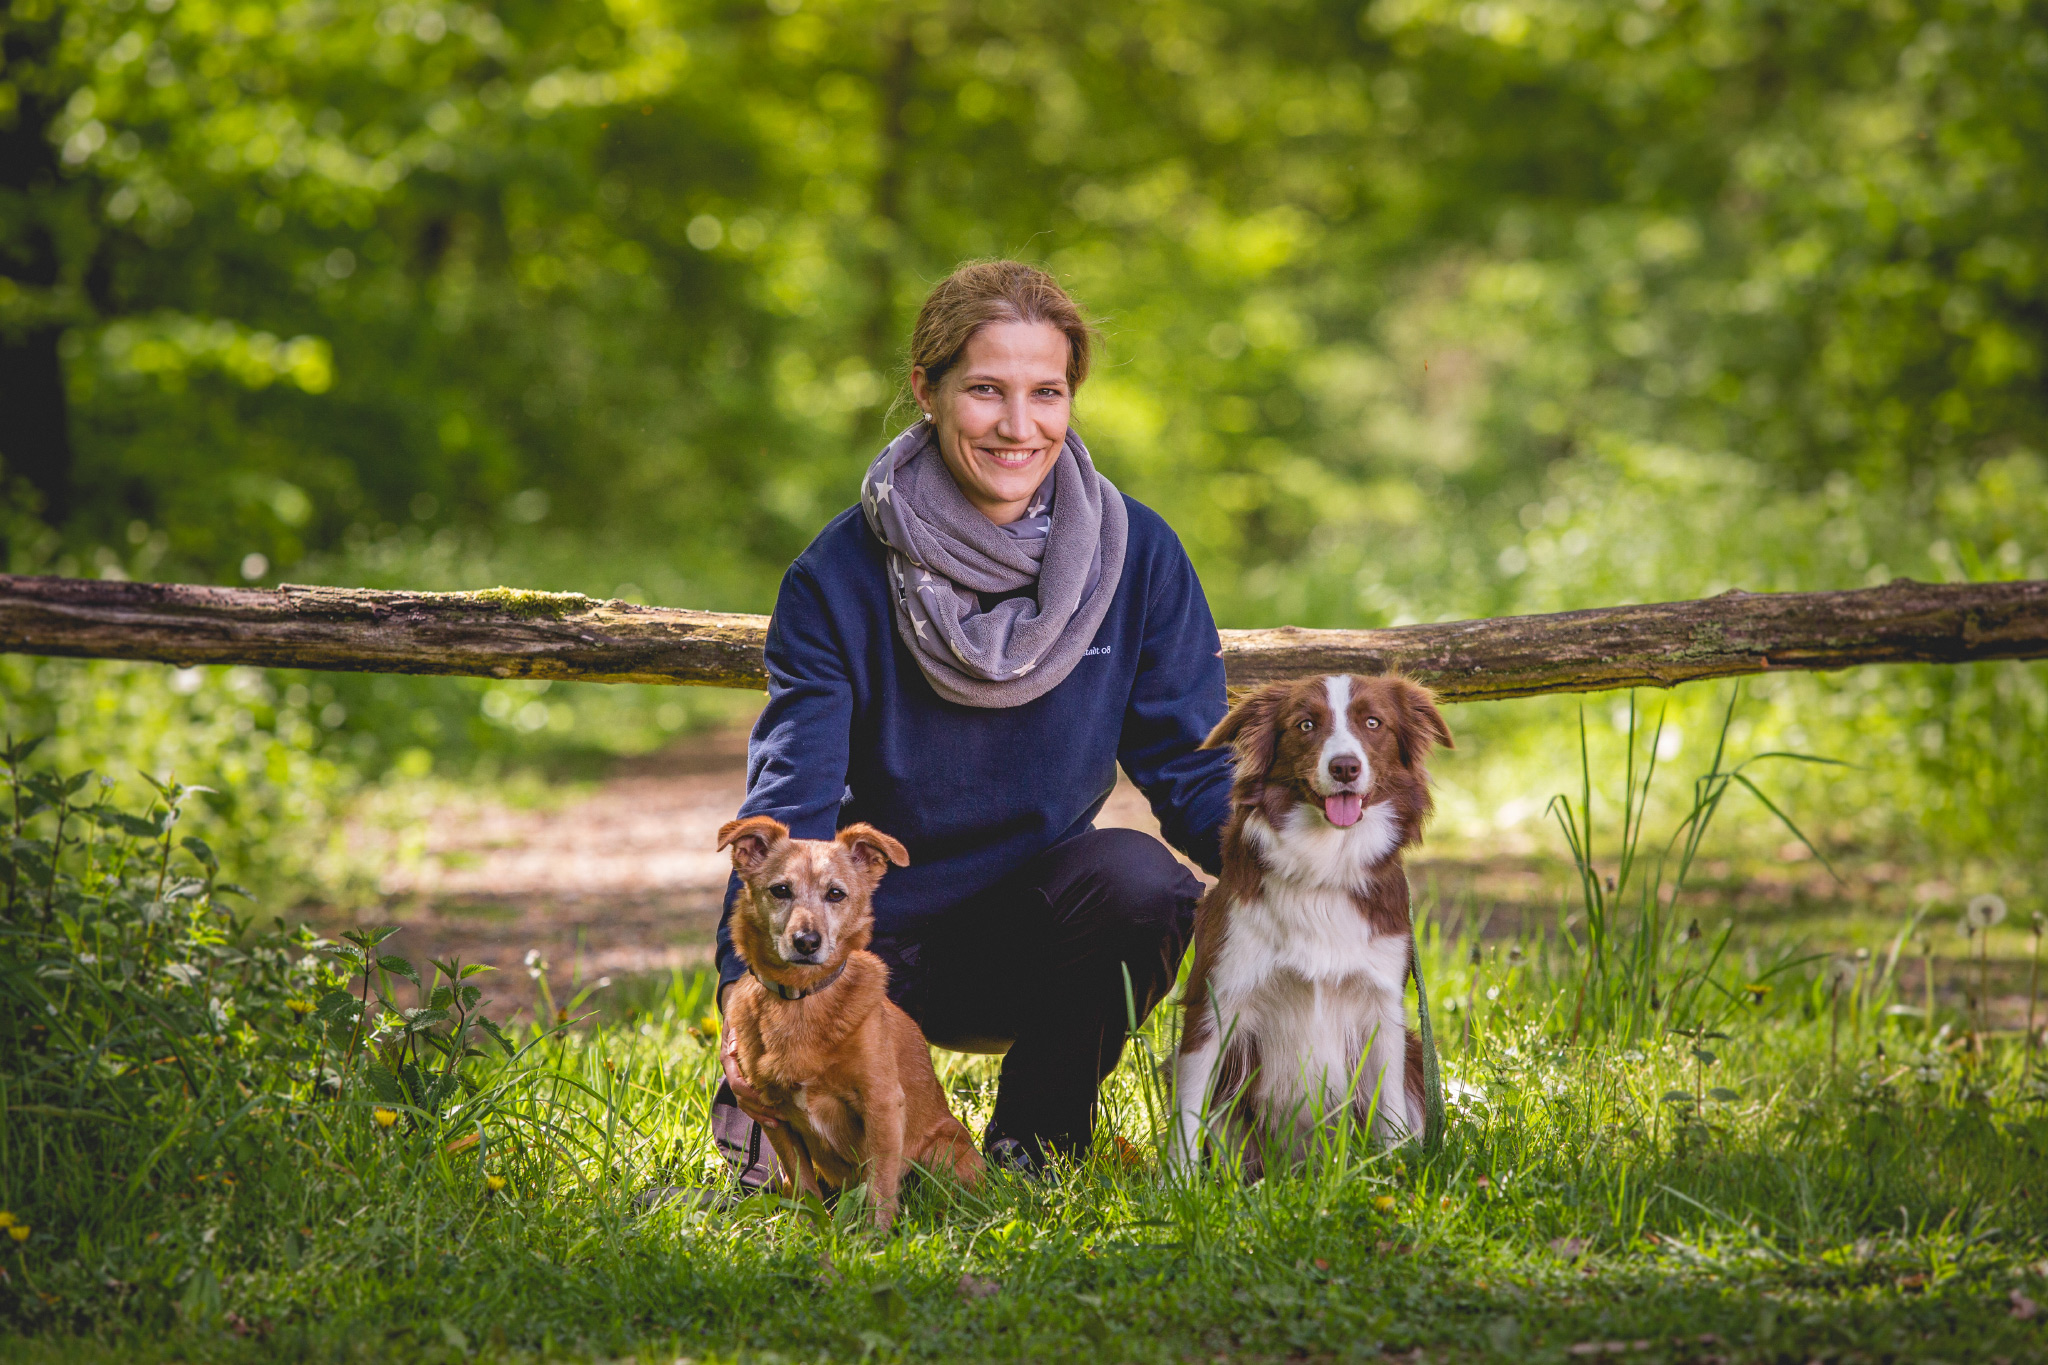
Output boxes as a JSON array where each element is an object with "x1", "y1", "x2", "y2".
[
  {"x1": 836, "y1": 823, "x2": 910, "y2": 877},
  {"x1": 1390, "y1": 678, "x2": 1454, "y2": 767},
  {"x1": 717, "y1": 816, "x2": 788, "y2": 874},
  {"x1": 1203, "y1": 681, "x2": 1293, "y2": 784}
]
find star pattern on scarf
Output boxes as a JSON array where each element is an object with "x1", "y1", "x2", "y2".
[
  {"x1": 909, "y1": 613, "x2": 927, "y2": 640},
  {"x1": 1013, "y1": 659, "x2": 1036, "y2": 676},
  {"x1": 869, "y1": 477, "x2": 893, "y2": 506}
]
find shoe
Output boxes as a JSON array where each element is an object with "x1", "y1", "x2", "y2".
[{"x1": 986, "y1": 1136, "x2": 1045, "y2": 1179}]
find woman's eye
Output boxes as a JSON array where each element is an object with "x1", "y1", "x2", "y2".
[
  {"x1": 1297, "y1": 719, "x2": 1315, "y2": 732},
  {"x1": 768, "y1": 883, "x2": 792, "y2": 900},
  {"x1": 1365, "y1": 717, "x2": 1381, "y2": 730},
  {"x1": 824, "y1": 887, "x2": 846, "y2": 902}
]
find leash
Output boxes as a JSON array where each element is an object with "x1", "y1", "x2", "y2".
[{"x1": 1406, "y1": 875, "x2": 1449, "y2": 1154}]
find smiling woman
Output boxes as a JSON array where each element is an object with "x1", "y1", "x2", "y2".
[{"x1": 711, "y1": 260, "x2": 1236, "y2": 1178}]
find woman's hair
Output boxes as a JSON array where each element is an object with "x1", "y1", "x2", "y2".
[{"x1": 905, "y1": 260, "x2": 1096, "y2": 408}]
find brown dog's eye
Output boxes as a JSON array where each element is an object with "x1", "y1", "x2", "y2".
[
  {"x1": 768, "y1": 883, "x2": 793, "y2": 900},
  {"x1": 1365, "y1": 717, "x2": 1381, "y2": 730},
  {"x1": 824, "y1": 886, "x2": 846, "y2": 902},
  {"x1": 1297, "y1": 718, "x2": 1315, "y2": 732}
]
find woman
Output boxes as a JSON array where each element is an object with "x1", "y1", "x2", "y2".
[{"x1": 715, "y1": 260, "x2": 1234, "y2": 1174}]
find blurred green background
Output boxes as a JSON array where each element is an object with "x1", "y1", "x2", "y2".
[{"x1": 1, "y1": 0, "x2": 2042, "y2": 900}]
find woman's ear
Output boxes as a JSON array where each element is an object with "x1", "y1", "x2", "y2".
[
  {"x1": 1203, "y1": 682, "x2": 1292, "y2": 785},
  {"x1": 717, "y1": 816, "x2": 788, "y2": 874},
  {"x1": 836, "y1": 823, "x2": 910, "y2": 876},
  {"x1": 909, "y1": 366, "x2": 935, "y2": 421}
]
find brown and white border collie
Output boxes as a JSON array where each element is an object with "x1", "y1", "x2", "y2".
[{"x1": 1171, "y1": 674, "x2": 1453, "y2": 1173}]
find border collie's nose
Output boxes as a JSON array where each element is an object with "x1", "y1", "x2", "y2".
[
  {"x1": 1328, "y1": 756, "x2": 1361, "y2": 785},
  {"x1": 791, "y1": 930, "x2": 822, "y2": 957}
]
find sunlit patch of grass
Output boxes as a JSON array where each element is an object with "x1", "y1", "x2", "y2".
[{"x1": 5, "y1": 712, "x2": 2046, "y2": 1362}]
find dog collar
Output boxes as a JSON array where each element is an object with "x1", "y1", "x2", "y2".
[{"x1": 759, "y1": 959, "x2": 848, "y2": 1001}]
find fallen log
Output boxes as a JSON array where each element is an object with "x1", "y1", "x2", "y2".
[{"x1": 0, "y1": 573, "x2": 2041, "y2": 703}]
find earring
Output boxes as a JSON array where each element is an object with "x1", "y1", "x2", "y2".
[{"x1": 921, "y1": 411, "x2": 932, "y2": 421}]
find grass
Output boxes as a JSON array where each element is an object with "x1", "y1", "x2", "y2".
[
  {"x1": 5, "y1": 698, "x2": 2048, "y2": 1363},
  {"x1": 5, "y1": 922, "x2": 2046, "y2": 1364}
]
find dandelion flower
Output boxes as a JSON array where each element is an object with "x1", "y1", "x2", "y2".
[
  {"x1": 0, "y1": 1213, "x2": 13, "y2": 1229},
  {"x1": 1965, "y1": 894, "x2": 2008, "y2": 931},
  {"x1": 7, "y1": 1226, "x2": 27, "y2": 1242},
  {"x1": 373, "y1": 1107, "x2": 398, "y2": 1128},
  {"x1": 1373, "y1": 1195, "x2": 1398, "y2": 1212},
  {"x1": 1743, "y1": 984, "x2": 1770, "y2": 1001},
  {"x1": 486, "y1": 1175, "x2": 507, "y2": 1192},
  {"x1": 286, "y1": 999, "x2": 314, "y2": 1016}
]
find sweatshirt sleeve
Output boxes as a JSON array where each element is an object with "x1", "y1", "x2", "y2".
[
  {"x1": 1116, "y1": 521, "x2": 1235, "y2": 876},
  {"x1": 716, "y1": 560, "x2": 856, "y2": 992}
]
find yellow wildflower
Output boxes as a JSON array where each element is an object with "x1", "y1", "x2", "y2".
[
  {"x1": 0, "y1": 1212, "x2": 13, "y2": 1228},
  {"x1": 7, "y1": 1225, "x2": 28, "y2": 1242},
  {"x1": 486, "y1": 1175, "x2": 507, "y2": 1192},
  {"x1": 1372, "y1": 1195, "x2": 1398, "y2": 1213},
  {"x1": 286, "y1": 999, "x2": 314, "y2": 1016},
  {"x1": 373, "y1": 1107, "x2": 398, "y2": 1128}
]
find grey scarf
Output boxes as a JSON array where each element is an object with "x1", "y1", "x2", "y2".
[{"x1": 861, "y1": 420, "x2": 1128, "y2": 708}]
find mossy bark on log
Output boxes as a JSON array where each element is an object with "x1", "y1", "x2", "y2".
[{"x1": 0, "y1": 574, "x2": 2042, "y2": 703}]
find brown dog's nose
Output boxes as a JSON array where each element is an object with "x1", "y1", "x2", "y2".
[
  {"x1": 1328, "y1": 756, "x2": 1361, "y2": 785},
  {"x1": 791, "y1": 930, "x2": 822, "y2": 958}
]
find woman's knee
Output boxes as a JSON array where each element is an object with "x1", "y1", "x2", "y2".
[{"x1": 1055, "y1": 828, "x2": 1200, "y2": 938}]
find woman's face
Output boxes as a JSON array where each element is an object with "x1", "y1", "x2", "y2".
[{"x1": 911, "y1": 320, "x2": 1072, "y2": 526}]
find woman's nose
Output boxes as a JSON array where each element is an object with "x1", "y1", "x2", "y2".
[{"x1": 994, "y1": 393, "x2": 1032, "y2": 441}]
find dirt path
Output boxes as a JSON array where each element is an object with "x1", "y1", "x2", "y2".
[
  {"x1": 344, "y1": 727, "x2": 1226, "y2": 1013},
  {"x1": 336, "y1": 727, "x2": 2036, "y2": 1029}
]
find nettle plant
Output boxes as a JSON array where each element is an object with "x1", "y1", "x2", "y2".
[{"x1": 0, "y1": 733, "x2": 549, "y2": 1188}]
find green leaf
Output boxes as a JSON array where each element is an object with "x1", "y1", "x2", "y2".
[
  {"x1": 429, "y1": 985, "x2": 455, "y2": 1010},
  {"x1": 1691, "y1": 1048, "x2": 1718, "y2": 1066},
  {"x1": 378, "y1": 955, "x2": 422, "y2": 988},
  {"x1": 1660, "y1": 1091, "x2": 1695, "y2": 1106},
  {"x1": 315, "y1": 989, "x2": 357, "y2": 1019},
  {"x1": 458, "y1": 984, "x2": 482, "y2": 1011},
  {"x1": 477, "y1": 1018, "x2": 515, "y2": 1057},
  {"x1": 361, "y1": 1061, "x2": 404, "y2": 1105},
  {"x1": 1707, "y1": 1088, "x2": 1740, "y2": 1102},
  {"x1": 870, "y1": 1281, "x2": 908, "y2": 1323},
  {"x1": 459, "y1": 962, "x2": 495, "y2": 979},
  {"x1": 180, "y1": 836, "x2": 218, "y2": 871},
  {"x1": 320, "y1": 944, "x2": 366, "y2": 967}
]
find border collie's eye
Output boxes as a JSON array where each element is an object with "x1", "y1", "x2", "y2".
[
  {"x1": 1297, "y1": 719, "x2": 1315, "y2": 732},
  {"x1": 768, "y1": 883, "x2": 793, "y2": 900},
  {"x1": 1365, "y1": 717, "x2": 1381, "y2": 730},
  {"x1": 824, "y1": 886, "x2": 846, "y2": 902}
]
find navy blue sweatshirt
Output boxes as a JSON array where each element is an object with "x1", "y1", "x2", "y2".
[{"x1": 715, "y1": 496, "x2": 1236, "y2": 991}]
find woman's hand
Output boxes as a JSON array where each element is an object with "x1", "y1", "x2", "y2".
[{"x1": 719, "y1": 1000, "x2": 779, "y2": 1129}]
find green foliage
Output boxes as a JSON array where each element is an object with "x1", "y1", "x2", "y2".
[
  {"x1": 0, "y1": 738, "x2": 634, "y2": 1341},
  {"x1": 2, "y1": 0, "x2": 2043, "y2": 874}
]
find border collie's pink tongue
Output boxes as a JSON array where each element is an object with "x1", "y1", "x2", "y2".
[{"x1": 1324, "y1": 793, "x2": 1363, "y2": 828}]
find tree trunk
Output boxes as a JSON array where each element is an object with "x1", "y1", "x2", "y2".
[
  {"x1": 0, "y1": 574, "x2": 2041, "y2": 703},
  {"x1": 0, "y1": 17, "x2": 77, "y2": 526}
]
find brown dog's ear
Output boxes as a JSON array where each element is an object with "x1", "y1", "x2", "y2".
[
  {"x1": 1389, "y1": 678, "x2": 1454, "y2": 767},
  {"x1": 1203, "y1": 681, "x2": 1293, "y2": 785},
  {"x1": 717, "y1": 816, "x2": 788, "y2": 873},
  {"x1": 836, "y1": 823, "x2": 909, "y2": 877}
]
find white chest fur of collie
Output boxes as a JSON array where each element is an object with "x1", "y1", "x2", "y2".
[{"x1": 1172, "y1": 674, "x2": 1453, "y2": 1174}]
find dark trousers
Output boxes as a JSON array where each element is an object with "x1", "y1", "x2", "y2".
[{"x1": 713, "y1": 827, "x2": 1201, "y2": 1178}]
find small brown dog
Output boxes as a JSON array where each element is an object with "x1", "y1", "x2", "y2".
[{"x1": 717, "y1": 816, "x2": 984, "y2": 1229}]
